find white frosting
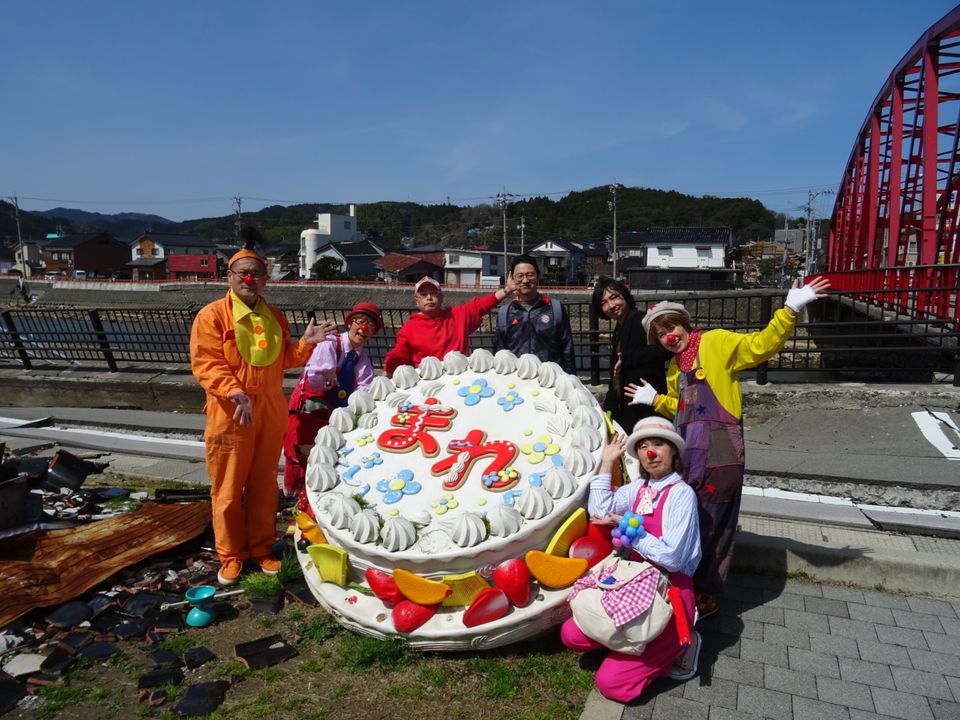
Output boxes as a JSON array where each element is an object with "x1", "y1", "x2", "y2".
[
  {"x1": 572, "y1": 405, "x2": 602, "y2": 430},
  {"x1": 442, "y1": 351, "x2": 469, "y2": 374},
  {"x1": 571, "y1": 426, "x2": 603, "y2": 452},
  {"x1": 553, "y1": 375, "x2": 575, "y2": 402},
  {"x1": 368, "y1": 376, "x2": 395, "y2": 400},
  {"x1": 418, "y1": 356, "x2": 444, "y2": 380},
  {"x1": 534, "y1": 398, "x2": 557, "y2": 414},
  {"x1": 358, "y1": 411, "x2": 379, "y2": 429},
  {"x1": 326, "y1": 494, "x2": 361, "y2": 529},
  {"x1": 546, "y1": 415, "x2": 571, "y2": 437},
  {"x1": 493, "y1": 349, "x2": 518, "y2": 374},
  {"x1": 381, "y1": 516, "x2": 417, "y2": 552},
  {"x1": 308, "y1": 444, "x2": 339, "y2": 467},
  {"x1": 516, "y1": 486, "x2": 554, "y2": 520},
  {"x1": 450, "y1": 512, "x2": 487, "y2": 547},
  {"x1": 306, "y1": 463, "x2": 339, "y2": 493},
  {"x1": 392, "y1": 365, "x2": 420, "y2": 389},
  {"x1": 420, "y1": 381, "x2": 444, "y2": 398},
  {"x1": 347, "y1": 390, "x2": 376, "y2": 416},
  {"x1": 385, "y1": 392, "x2": 410, "y2": 407},
  {"x1": 468, "y1": 348, "x2": 495, "y2": 372},
  {"x1": 575, "y1": 387, "x2": 598, "y2": 408},
  {"x1": 537, "y1": 361, "x2": 563, "y2": 388},
  {"x1": 566, "y1": 390, "x2": 594, "y2": 412},
  {"x1": 542, "y1": 467, "x2": 577, "y2": 499},
  {"x1": 516, "y1": 353, "x2": 541, "y2": 379},
  {"x1": 314, "y1": 426, "x2": 344, "y2": 450},
  {"x1": 408, "y1": 509, "x2": 432, "y2": 525},
  {"x1": 329, "y1": 407, "x2": 355, "y2": 433},
  {"x1": 562, "y1": 447, "x2": 595, "y2": 477},
  {"x1": 486, "y1": 503, "x2": 523, "y2": 537},
  {"x1": 350, "y1": 509, "x2": 380, "y2": 544}
]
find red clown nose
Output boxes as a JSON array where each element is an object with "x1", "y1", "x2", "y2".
[
  {"x1": 359, "y1": 324, "x2": 370, "y2": 333},
  {"x1": 645, "y1": 450, "x2": 657, "y2": 460},
  {"x1": 666, "y1": 333, "x2": 678, "y2": 344},
  {"x1": 242, "y1": 274, "x2": 256, "y2": 287}
]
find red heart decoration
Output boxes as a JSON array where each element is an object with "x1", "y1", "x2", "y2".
[
  {"x1": 492, "y1": 558, "x2": 531, "y2": 607},
  {"x1": 365, "y1": 568, "x2": 405, "y2": 606},
  {"x1": 392, "y1": 600, "x2": 438, "y2": 633},
  {"x1": 569, "y1": 536, "x2": 613, "y2": 569},
  {"x1": 462, "y1": 588, "x2": 510, "y2": 628}
]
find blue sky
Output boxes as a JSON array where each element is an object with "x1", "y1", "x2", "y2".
[{"x1": 2, "y1": 1, "x2": 958, "y2": 224}]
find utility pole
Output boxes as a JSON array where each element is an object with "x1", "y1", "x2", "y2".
[
  {"x1": 803, "y1": 189, "x2": 833, "y2": 275},
  {"x1": 233, "y1": 195, "x2": 243, "y2": 245},
  {"x1": 6, "y1": 194, "x2": 25, "y2": 276},
  {"x1": 496, "y1": 191, "x2": 516, "y2": 279},
  {"x1": 518, "y1": 213, "x2": 526, "y2": 254},
  {"x1": 608, "y1": 183, "x2": 618, "y2": 279}
]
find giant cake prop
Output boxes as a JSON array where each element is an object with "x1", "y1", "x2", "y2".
[{"x1": 295, "y1": 349, "x2": 615, "y2": 650}]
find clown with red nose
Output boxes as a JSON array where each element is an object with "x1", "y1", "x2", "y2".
[
  {"x1": 565, "y1": 415, "x2": 702, "y2": 702},
  {"x1": 282, "y1": 301, "x2": 384, "y2": 499}
]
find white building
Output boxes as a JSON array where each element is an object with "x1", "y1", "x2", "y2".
[{"x1": 300, "y1": 205, "x2": 364, "y2": 279}]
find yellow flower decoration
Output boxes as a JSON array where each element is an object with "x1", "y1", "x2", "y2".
[{"x1": 520, "y1": 435, "x2": 560, "y2": 464}]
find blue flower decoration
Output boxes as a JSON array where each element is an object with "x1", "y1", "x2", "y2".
[
  {"x1": 376, "y1": 470, "x2": 422, "y2": 504},
  {"x1": 361, "y1": 452, "x2": 383, "y2": 469},
  {"x1": 482, "y1": 471, "x2": 499, "y2": 487},
  {"x1": 497, "y1": 391, "x2": 524, "y2": 412},
  {"x1": 458, "y1": 378, "x2": 495, "y2": 406}
]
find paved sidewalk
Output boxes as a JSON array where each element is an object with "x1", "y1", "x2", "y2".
[{"x1": 582, "y1": 571, "x2": 960, "y2": 720}]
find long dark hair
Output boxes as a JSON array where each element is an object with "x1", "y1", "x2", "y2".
[{"x1": 591, "y1": 277, "x2": 636, "y2": 319}]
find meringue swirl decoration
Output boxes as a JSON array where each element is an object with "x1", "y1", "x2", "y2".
[
  {"x1": 306, "y1": 463, "x2": 339, "y2": 493},
  {"x1": 516, "y1": 485, "x2": 554, "y2": 520},
  {"x1": 450, "y1": 511, "x2": 488, "y2": 547},
  {"x1": 314, "y1": 425, "x2": 344, "y2": 450},
  {"x1": 329, "y1": 407, "x2": 355, "y2": 433},
  {"x1": 486, "y1": 503, "x2": 523, "y2": 537},
  {"x1": 392, "y1": 365, "x2": 420, "y2": 389},
  {"x1": 347, "y1": 390, "x2": 376, "y2": 416},
  {"x1": 442, "y1": 350, "x2": 469, "y2": 375},
  {"x1": 493, "y1": 349, "x2": 518, "y2": 374},
  {"x1": 516, "y1": 353, "x2": 541, "y2": 379},
  {"x1": 325, "y1": 493, "x2": 360, "y2": 529},
  {"x1": 417, "y1": 355, "x2": 444, "y2": 380},
  {"x1": 349, "y1": 508, "x2": 381, "y2": 544},
  {"x1": 381, "y1": 516, "x2": 417, "y2": 552},
  {"x1": 367, "y1": 375, "x2": 395, "y2": 400},
  {"x1": 468, "y1": 348, "x2": 495, "y2": 373}
]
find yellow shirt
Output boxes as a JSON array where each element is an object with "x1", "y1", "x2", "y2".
[
  {"x1": 653, "y1": 308, "x2": 796, "y2": 421},
  {"x1": 230, "y1": 289, "x2": 283, "y2": 367}
]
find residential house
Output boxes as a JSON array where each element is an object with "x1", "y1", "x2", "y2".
[
  {"x1": 374, "y1": 251, "x2": 444, "y2": 284},
  {"x1": 527, "y1": 238, "x2": 593, "y2": 285},
  {"x1": 443, "y1": 248, "x2": 485, "y2": 286},
  {"x1": 311, "y1": 239, "x2": 384, "y2": 278},
  {"x1": 40, "y1": 232, "x2": 130, "y2": 278},
  {"x1": 300, "y1": 206, "x2": 365, "y2": 279},
  {"x1": 617, "y1": 227, "x2": 739, "y2": 290},
  {"x1": 127, "y1": 232, "x2": 219, "y2": 281}
]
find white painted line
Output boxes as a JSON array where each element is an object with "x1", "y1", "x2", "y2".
[
  {"x1": 48, "y1": 427, "x2": 205, "y2": 448},
  {"x1": 911, "y1": 411, "x2": 960, "y2": 460}
]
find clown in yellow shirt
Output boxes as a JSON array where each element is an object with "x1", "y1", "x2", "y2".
[{"x1": 625, "y1": 278, "x2": 831, "y2": 617}]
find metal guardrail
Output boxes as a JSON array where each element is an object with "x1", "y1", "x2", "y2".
[{"x1": 1, "y1": 290, "x2": 957, "y2": 385}]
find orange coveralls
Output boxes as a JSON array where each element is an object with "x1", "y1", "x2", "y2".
[{"x1": 190, "y1": 291, "x2": 313, "y2": 564}]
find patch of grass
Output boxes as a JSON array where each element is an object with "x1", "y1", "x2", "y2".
[
  {"x1": 36, "y1": 684, "x2": 87, "y2": 720},
  {"x1": 87, "y1": 686, "x2": 109, "y2": 702},
  {"x1": 257, "y1": 614, "x2": 278, "y2": 629},
  {"x1": 333, "y1": 682, "x2": 352, "y2": 699},
  {"x1": 104, "y1": 652, "x2": 138, "y2": 676},
  {"x1": 417, "y1": 664, "x2": 451, "y2": 689},
  {"x1": 135, "y1": 702, "x2": 152, "y2": 717},
  {"x1": 239, "y1": 572, "x2": 282, "y2": 599},
  {"x1": 256, "y1": 666, "x2": 284, "y2": 683},
  {"x1": 874, "y1": 581, "x2": 888, "y2": 592},
  {"x1": 298, "y1": 658, "x2": 326, "y2": 673},
  {"x1": 469, "y1": 657, "x2": 519, "y2": 699},
  {"x1": 214, "y1": 659, "x2": 250, "y2": 680},
  {"x1": 277, "y1": 552, "x2": 303, "y2": 584},
  {"x1": 285, "y1": 607, "x2": 306, "y2": 623},
  {"x1": 154, "y1": 633, "x2": 194, "y2": 655},
  {"x1": 517, "y1": 653, "x2": 593, "y2": 694},
  {"x1": 334, "y1": 634, "x2": 416, "y2": 673},
  {"x1": 300, "y1": 614, "x2": 342, "y2": 644},
  {"x1": 517, "y1": 700, "x2": 582, "y2": 720},
  {"x1": 785, "y1": 569, "x2": 817, "y2": 583},
  {"x1": 387, "y1": 681, "x2": 427, "y2": 700}
]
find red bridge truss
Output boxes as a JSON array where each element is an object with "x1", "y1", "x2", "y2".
[{"x1": 824, "y1": 7, "x2": 960, "y2": 330}]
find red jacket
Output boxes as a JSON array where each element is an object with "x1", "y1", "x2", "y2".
[{"x1": 383, "y1": 293, "x2": 500, "y2": 375}]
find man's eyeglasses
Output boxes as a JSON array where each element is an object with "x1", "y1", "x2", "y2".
[
  {"x1": 513, "y1": 272, "x2": 538, "y2": 280},
  {"x1": 230, "y1": 270, "x2": 267, "y2": 279}
]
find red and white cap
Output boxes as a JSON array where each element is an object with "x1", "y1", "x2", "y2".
[{"x1": 413, "y1": 277, "x2": 442, "y2": 295}]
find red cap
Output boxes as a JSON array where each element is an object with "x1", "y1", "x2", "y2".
[{"x1": 344, "y1": 301, "x2": 384, "y2": 331}]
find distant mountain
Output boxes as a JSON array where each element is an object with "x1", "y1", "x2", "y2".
[{"x1": 34, "y1": 208, "x2": 180, "y2": 237}]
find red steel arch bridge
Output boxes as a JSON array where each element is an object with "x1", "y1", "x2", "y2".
[{"x1": 821, "y1": 6, "x2": 960, "y2": 340}]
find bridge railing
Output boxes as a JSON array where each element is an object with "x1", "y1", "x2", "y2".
[{"x1": 1, "y1": 288, "x2": 957, "y2": 384}]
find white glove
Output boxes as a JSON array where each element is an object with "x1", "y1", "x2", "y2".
[
  {"x1": 627, "y1": 382, "x2": 657, "y2": 406},
  {"x1": 785, "y1": 284, "x2": 817, "y2": 313}
]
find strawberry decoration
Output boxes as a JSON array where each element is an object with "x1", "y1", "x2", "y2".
[
  {"x1": 492, "y1": 558, "x2": 531, "y2": 607},
  {"x1": 365, "y1": 568, "x2": 405, "y2": 606},
  {"x1": 569, "y1": 536, "x2": 613, "y2": 569},
  {"x1": 462, "y1": 588, "x2": 510, "y2": 628},
  {"x1": 392, "y1": 600, "x2": 438, "y2": 633}
]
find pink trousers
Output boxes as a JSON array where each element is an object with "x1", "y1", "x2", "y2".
[{"x1": 561, "y1": 580, "x2": 695, "y2": 703}]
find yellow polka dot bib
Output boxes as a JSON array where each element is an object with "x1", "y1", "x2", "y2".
[{"x1": 230, "y1": 290, "x2": 282, "y2": 367}]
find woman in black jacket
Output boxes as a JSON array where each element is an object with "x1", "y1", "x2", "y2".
[{"x1": 591, "y1": 278, "x2": 670, "y2": 432}]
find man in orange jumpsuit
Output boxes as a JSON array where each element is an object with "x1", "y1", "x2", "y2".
[{"x1": 190, "y1": 246, "x2": 337, "y2": 585}]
